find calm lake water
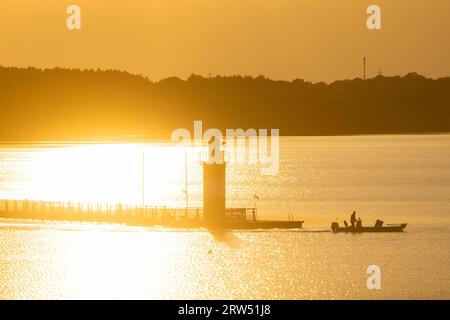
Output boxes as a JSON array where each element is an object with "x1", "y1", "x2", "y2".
[
  {"x1": 0, "y1": 135, "x2": 450, "y2": 299},
  {"x1": 0, "y1": 221, "x2": 449, "y2": 299}
]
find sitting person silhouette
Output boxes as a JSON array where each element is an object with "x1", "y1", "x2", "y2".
[
  {"x1": 356, "y1": 218, "x2": 362, "y2": 229},
  {"x1": 344, "y1": 220, "x2": 349, "y2": 228}
]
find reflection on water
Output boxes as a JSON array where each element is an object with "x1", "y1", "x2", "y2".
[
  {"x1": 1, "y1": 220, "x2": 449, "y2": 299},
  {"x1": 1, "y1": 135, "x2": 450, "y2": 223},
  {"x1": 1, "y1": 135, "x2": 450, "y2": 299},
  {"x1": 0, "y1": 144, "x2": 193, "y2": 206}
]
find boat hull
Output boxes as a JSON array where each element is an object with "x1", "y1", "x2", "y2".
[{"x1": 331, "y1": 222, "x2": 407, "y2": 233}]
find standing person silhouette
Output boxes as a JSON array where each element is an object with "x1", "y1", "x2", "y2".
[{"x1": 350, "y1": 211, "x2": 357, "y2": 228}]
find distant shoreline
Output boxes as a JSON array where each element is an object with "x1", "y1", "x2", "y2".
[
  {"x1": 1, "y1": 67, "x2": 449, "y2": 141},
  {"x1": 0, "y1": 132, "x2": 450, "y2": 146}
]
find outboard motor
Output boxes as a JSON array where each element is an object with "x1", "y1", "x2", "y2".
[
  {"x1": 375, "y1": 219, "x2": 384, "y2": 228},
  {"x1": 331, "y1": 222, "x2": 340, "y2": 233}
]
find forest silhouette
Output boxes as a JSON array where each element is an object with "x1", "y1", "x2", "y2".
[{"x1": 0, "y1": 66, "x2": 449, "y2": 141}]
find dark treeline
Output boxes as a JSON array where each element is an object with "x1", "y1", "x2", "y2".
[{"x1": 0, "y1": 66, "x2": 449, "y2": 141}]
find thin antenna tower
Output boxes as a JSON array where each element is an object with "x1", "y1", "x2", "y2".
[
  {"x1": 363, "y1": 57, "x2": 366, "y2": 80},
  {"x1": 184, "y1": 151, "x2": 189, "y2": 212}
]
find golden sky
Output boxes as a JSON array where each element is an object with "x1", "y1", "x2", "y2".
[{"x1": 0, "y1": 0, "x2": 449, "y2": 82}]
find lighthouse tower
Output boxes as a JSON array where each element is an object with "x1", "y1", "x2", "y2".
[{"x1": 202, "y1": 137, "x2": 226, "y2": 228}]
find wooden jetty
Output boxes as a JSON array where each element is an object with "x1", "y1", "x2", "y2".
[
  {"x1": 0, "y1": 138, "x2": 307, "y2": 230},
  {"x1": 0, "y1": 199, "x2": 304, "y2": 230}
]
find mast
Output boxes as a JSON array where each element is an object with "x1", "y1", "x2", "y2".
[
  {"x1": 185, "y1": 151, "x2": 189, "y2": 212},
  {"x1": 363, "y1": 57, "x2": 366, "y2": 80},
  {"x1": 141, "y1": 151, "x2": 145, "y2": 206}
]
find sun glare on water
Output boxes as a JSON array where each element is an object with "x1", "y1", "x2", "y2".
[{"x1": 1, "y1": 143, "x2": 198, "y2": 207}]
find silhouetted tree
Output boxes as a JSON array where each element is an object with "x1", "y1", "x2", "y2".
[{"x1": 0, "y1": 66, "x2": 449, "y2": 141}]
